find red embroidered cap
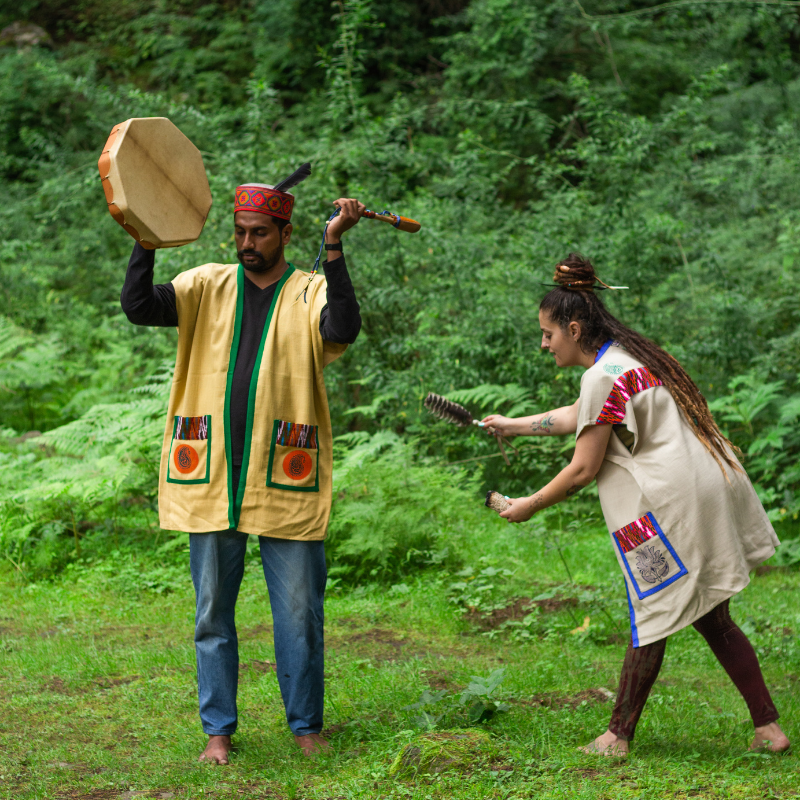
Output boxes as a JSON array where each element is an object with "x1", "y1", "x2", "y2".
[{"x1": 234, "y1": 184, "x2": 294, "y2": 221}]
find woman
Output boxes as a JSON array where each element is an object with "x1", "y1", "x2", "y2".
[{"x1": 483, "y1": 254, "x2": 789, "y2": 756}]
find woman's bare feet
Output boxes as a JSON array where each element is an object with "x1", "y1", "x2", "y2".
[
  {"x1": 199, "y1": 734, "x2": 232, "y2": 764},
  {"x1": 294, "y1": 733, "x2": 330, "y2": 757},
  {"x1": 580, "y1": 729, "x2": 629, "y2": 757},
  {"x1": 750, "y1": 722, "x2": 791, "y2": 753}
]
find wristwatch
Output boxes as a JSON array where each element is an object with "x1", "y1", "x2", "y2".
[{"x1": 324, "y1": 242, "x2": 343, "y2": 252}]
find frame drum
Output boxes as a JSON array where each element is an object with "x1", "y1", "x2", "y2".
[{"x1": 98, "y1": 117, "x2": 212, "y2": 249}]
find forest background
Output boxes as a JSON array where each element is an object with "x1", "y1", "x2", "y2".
[
  {"x1": 1, "y1": 0, "x2": 800, "y2": 585},
  {"x1": 2, "y1": 2, "x2": 800, "y2": 798}
]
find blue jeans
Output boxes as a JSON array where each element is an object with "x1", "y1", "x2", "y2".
[{"x1": 189, "y1": 529, "x2": 326, "y2": 737}]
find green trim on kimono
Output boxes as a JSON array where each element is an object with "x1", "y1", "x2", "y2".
[{"x1": 158, "y1": 261, "x2": 347, "y2": 539}]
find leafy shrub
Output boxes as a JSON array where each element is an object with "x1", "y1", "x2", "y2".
[{"x1": 326, "y1": 431, "x2": 485, "y2": 581}]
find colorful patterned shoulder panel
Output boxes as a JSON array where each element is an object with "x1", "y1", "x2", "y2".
[{"x1": 596, "y1": 367, "x2": 662, "y2": 425}]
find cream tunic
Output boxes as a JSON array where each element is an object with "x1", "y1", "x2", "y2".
[
  {"x1": 157, "y1": 263, "x2": 347, "y2": 539},
  {"x1": 577, "y1": 343, "x2": 778, "y2": 646}
]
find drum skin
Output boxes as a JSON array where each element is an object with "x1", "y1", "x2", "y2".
[{"x1": 98, "y1": 117, "x2": 212, "y2": 249}]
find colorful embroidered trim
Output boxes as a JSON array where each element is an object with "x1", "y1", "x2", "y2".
[
  {"x1": 234, "y1": 184, "x2": 294, "y2": 220},
  {"x1": 596, "y1": 367, "x2": 663, "y2": 424},
  {"x1": 613, "y1": 514, "x2": 659, "y2": 554},
  {"x1": 275, "y1": 420, "x2": 318, "y2": 450},
  {"x1": 175, "y1": 415, "x2": 209, "y2": 440}
]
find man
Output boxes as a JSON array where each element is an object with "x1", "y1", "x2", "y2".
[{"x1": 121, "y1": 175, "x2": 364, "y2": 762}]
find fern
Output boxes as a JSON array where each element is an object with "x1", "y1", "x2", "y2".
[
  {"x1": 0, "y1": 367, "x2": 171, "y2": 578},
  {"x1": 448, "y1": 384, "x2": 536, "y2": 419}
]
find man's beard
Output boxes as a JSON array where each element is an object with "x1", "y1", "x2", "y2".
[{"x1": 238, "y1": 243, "x2": 282, "y2": 273}]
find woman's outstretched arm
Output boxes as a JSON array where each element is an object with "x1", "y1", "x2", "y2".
[
  {"x1": 500, "y1": 424, "x2": 612, "y2": 523},
  {"x1": 481, "y1": 399, "x2": 580, "y2": 438}
]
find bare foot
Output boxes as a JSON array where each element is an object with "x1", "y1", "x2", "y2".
[
  {"x1": 750, "y1": 722, "x2": 791, "y2": 753},
  {"x1": 199, "y1": 734, "x2": 232, "y2": 765},
  {"x1": 294, "y1": 733, "x2": 330, "y2": 757},
  {"x1": 579, "y1": 729, "x2": 629, "y2": 757}
]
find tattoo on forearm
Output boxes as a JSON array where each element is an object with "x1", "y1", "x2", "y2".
[
  {"x1": 565, "y1": 484, "x2": 585, "y2": 497},
  {"x1": 531, "y1": 414, "x2": 556, "y2": 434}
]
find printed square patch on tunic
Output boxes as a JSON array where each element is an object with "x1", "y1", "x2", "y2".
[
  {"x1": 612, "y1": 512, "x2": 688, "y2": 600},
  {"x1": 266, "y1": 420, "x2": 319, "y2": 492},
  {"x1": 167, "y1": 415, "x2": 211, "y2": 484}
]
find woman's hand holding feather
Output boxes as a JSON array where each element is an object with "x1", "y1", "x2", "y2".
[{"x1": 481, "y1": 414, "x2": 513, "y2": 437}]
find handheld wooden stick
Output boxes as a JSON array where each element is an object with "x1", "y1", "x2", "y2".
[{"x1": 362, "y1": 209, "x2": 421, "y2": 233}]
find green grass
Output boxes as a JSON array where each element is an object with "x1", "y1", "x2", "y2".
[{"x1": 1, "y1": 523, "x2": 798, "y2": 800}]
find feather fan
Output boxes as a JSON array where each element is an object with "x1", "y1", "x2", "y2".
[
  {"x1": 273, "y1": 162, "x2": 312, "y2": 193},
  {"x1": 424, "y1": 393, "x2": 475, "y2": 427},
  {"x1": 424, "y1": 391, "x2": 518, "y2": 466}
]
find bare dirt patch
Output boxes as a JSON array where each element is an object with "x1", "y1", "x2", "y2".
[
  {"x1": 240, "y1": 624, "x2": 272, "y2": 640},
  {"x1": 422, "y1": 668, "x2": 458, "y2": 691},
  {"x1": 43, "y1": 676, "x2": 76, "y2": 694},
  {"x1": 520, "y1": 687, "x2": 615, "y2": 709},
  {"x1": 56, "y1": 792, "x2": 176, "y2": 800},
  {"x1": 466, "y1": 594, "x2": 579, "y2": 631},
  {"x1": 333, "y1": 616, "x2": 364, "y2": 629},
  {"x1": 0, "y1": 619, "x2": 20, "y2": 635},
  {"x1": 321, "y1": 721, "x2": 349, "y2": 737},
  {"x1": 94, "y1": 675, "x2": 140, "y2": 689},
  {"x1": 572, "y1": 767, "x2": 604, "y2": 779},
  {"x1": 328, "y1": 627, "x2": 414, "y2": 661},
  {"x1": 240, "y1": 659, "x2": 276, "y2": 674}
]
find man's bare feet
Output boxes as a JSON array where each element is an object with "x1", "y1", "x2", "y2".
[
  {"x1": 750, "y1": 722, "x2": 791, "y2": 753},
  {"x1": 199, "y1": 734, "x2": 232, "y2": 765},
  {"x1": 579, "y1": 729, "x2": 629, "y2": 757},
  {"x1": 294, "y1": 733, "x2": 330, "y2": 757}
]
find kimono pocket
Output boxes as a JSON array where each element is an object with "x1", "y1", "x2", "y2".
[
  {"x1": 612, "y1": 512, "x2": 688, "y2": 600},
  {"x1": 266, "y1": 420, "x2": 319, "y2": 492},
  {"x1": 166, "y1": 415, "x2": 211, "y2": 484}
]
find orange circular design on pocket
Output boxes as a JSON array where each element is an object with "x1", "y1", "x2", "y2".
[
  {"x1": 283, "y1": 450, "x2": 313, "y2": 481},
  {"x1": 174, "y1": 443, "x2": 200, "y2": 474}
]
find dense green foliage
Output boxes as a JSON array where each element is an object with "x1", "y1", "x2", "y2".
[{"x1": 2, "y1": 0, "x2": 800, "y2": 580}]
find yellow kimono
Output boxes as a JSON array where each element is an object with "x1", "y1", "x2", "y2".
[{"x1": 157, "y1": 263, "x2": 346, "y2": 539}]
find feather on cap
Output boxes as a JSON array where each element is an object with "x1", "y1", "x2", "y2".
[{"x1": 273, "y1": 162, "x2": 311, "y2": 193}]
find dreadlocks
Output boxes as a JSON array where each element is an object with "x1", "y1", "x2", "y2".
[{"x1": 539, "y1": 253, "x2": 741, "y2": 476}]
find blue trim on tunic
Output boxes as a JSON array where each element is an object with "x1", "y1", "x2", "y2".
[
  {"x1": 624, "y1": 580, "x2": 639, "y2": 647},
  {"x1": 594, "y1": 339, "x2": 613, "y2": 363}
]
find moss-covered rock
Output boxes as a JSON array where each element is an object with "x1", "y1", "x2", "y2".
[{"x1": 389, "y1": 729, "x2": 495, "y2": 777}]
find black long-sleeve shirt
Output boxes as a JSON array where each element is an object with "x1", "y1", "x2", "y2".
[{"x1": 121, "y1": 243, "x2": 361, "y2": 465}]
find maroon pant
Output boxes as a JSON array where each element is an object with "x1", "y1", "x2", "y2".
[{"x1": 609, "y1": 599, "x2": 779, "y2": 740}]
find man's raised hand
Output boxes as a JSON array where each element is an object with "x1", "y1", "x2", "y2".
[{"x1": 326, "y1": 198, "x2": 366, "y2": 243}]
